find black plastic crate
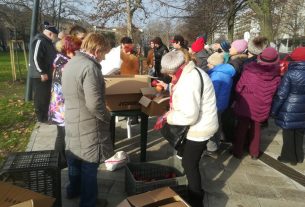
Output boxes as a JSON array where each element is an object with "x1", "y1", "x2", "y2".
[
  {"x1": 0, "y1": 150, "x2": 61, "y2": 207},
  {"x1": 125, "y1": 156, "x2": 187, "y2": 195}
]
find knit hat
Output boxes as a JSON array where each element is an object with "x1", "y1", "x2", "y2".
[
  {"x1": 191, "y1": 37, "x2": 205, "y2": 53},
  {"x1": 207, "y1": 52, "x2": 224, "y2": 66},
  {"x1": 220, "y1": 41, "x2": 231, "y2": 52},
  {"x1": 43, "y1": 21, "x2": 58, "y2": 34},
  {"x1": 231, "y1": 39, "x2": 248, "y2": 54},
  {"x1": 290, "y1": 47, "x2": 305, "y2": 61},
  {"x1": 161, "y1": 50, "x2": 185, "y2": 74},
  {"x1": 247, "y1": 36, "x2": 268, "y2": 55},
  {"x1": 257, "y1": 47, "x2": 279, "y2": 65}
]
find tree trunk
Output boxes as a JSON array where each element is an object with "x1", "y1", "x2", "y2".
[
  {"x1": 126, "y1": 0, "x2": 132, "y2": 38},
  {"x1": 227, "y1": 15, "x2": 235, "y2": 42},
  {"x1": 258, "y1": 13, "x2": 273, "y2": 42},
  {"x1": 247, "y1": 0, "x2": 274, "y2": 42}
]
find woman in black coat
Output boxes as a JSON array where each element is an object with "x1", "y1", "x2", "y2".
[{"x1": 271, "y1": 47, "x2": 305, "y2": 165}]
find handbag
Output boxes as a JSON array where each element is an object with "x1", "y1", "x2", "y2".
[{"x1": 160, "y1": 67, "x2": 204, "y2": 150}]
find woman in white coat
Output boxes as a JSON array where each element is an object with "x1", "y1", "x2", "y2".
[{"x1": 159, "y1": 50, "x2": 218, "y2": 206}]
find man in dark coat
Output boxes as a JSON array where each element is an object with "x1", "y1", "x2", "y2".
[{"x1": 30, "y1": 22, "x2": 58, "y2": 122}]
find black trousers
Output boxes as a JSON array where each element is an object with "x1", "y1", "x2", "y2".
[
  {"x1": 32, "y1": 78, "x2": 52, "y2": 122},
  {"x1": 182, "y1": 139, "x2": 206, "y2": 207},
  {"x1": 55, "y1": 125, "x2": 67, "y2": 169},
  {"x1": 280, "y1": 129, "x2": 304, "y2": 163}
]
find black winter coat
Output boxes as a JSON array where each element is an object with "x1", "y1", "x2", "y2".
[
  {"x1": 271, "y1": 61, "x2": 305, "y2": 129},
  {"x1": 30, "y1": 34, "x2": 57, "y2": 79},
  {"x1": 154, "y1": 44, "x2": 169, "y2": 77}
]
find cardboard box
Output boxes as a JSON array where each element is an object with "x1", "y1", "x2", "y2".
[
  {"x1": 0, "y1": 181, "x2": 55, "y2": 207},
  {"x1": 139, "y1": 88, "x2": 170, "y2": 116},
  {"x1": 117, "y1": 187, "x2": 190, "y2": 207},
  {"x1": 104, "y1": 75, "x2": 150, "y2": 111}
]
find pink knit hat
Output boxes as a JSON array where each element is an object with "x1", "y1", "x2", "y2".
[{"x1": 231, "y1": 39, "x2": 248, "y2": 54}]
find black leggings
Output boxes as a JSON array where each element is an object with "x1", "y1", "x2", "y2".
[
  {"x1": 55, "y1": 125, "x2": 67, "y2": 169},
  {"x1": 182, "y1": 139, "x2": 207, "y2": 195}
]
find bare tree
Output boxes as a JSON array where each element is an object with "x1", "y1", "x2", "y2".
[
  {"x1": 179, "y1": 0, "x2": 227, "y2": 42},
  {"x1": 226, "y1": 0, "x2": 247, "y2": 41},
  {"x1": 92, "y1": 0, "x2": 147, "y2": 39},
  {"x1": 280, "y1": 0, "x2": 305, "y2": 44},
  {"x1": 245, "y1": 0, "x2": 274, "y2": 41}
]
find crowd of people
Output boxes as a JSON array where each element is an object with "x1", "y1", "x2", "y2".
[{"x1": 28, "y1": 21, "x2": 305, "y2": 207}]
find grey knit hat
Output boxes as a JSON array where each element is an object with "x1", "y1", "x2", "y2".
[
  {"x1": 247, "y1": 36, "x2": 268, "y2": 55},
  {"x1": 207, "y1": 52, "x2": 224, "y2": 66},
  {"x1": 161, "y1": 50, "x2": 185, "y2": 74}
]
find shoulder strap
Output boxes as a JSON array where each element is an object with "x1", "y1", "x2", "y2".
[{"x1": 194, "y1": 67, "x2": 204, "y2": 98}]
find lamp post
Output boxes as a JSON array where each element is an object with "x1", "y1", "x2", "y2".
[{"x1": 25, "y1": 0, "x2": 40, "y2": 101}]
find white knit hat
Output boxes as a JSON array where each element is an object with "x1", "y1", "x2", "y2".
[
  {"x1": 247, "y1": 36, "x2": 268, "y2": 55},
  {"x1": 161, "y1": 50, "x2": 185, "y2": 74},
  {"x1": 207, "y1": 52, "x2": 224, "y2": 66}
]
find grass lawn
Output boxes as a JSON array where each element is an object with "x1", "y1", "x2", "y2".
[{"x1": 0, "y1": 51, "x2": 35, "y2": 164}]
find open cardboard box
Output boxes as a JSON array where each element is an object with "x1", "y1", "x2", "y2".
[
  {"x1": 0, "y1": 181, "x2": 55, "y2": 207},
  {"x1": 139, "y1": 88, "x2": 170, "y2": 116},
  {"x1": 117, "y1": 187, "x2": 190, "y2": 207},
  {"x1": 104, "y1": 75, "x2": 150, "y2": 111}
]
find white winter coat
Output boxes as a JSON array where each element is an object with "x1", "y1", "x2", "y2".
[{"x1": 167, "y1": 61, "x2": 219, "y2": 140}]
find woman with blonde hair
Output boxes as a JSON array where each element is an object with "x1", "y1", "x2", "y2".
[{"x1": 62, "y1": 33, "x2": 114, "y2": 207}]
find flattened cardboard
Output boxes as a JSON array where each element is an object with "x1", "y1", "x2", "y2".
[
  {"x1": 104, "y1": 75, "x2": 150, "y2": 111},
  {"x1": 0, "y1": 181, "x2": 55, "y2": 207},
  {"x1": 105, "y1": 75, "x2": 150, "y2": 95},
  {"x1": 117, "y1": 187, "x2": 190, "y2": 207}
]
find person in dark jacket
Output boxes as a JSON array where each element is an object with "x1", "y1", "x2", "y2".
[
  {"x1": 48, "y1": 35, "x2": 82, "y2": 169},
  {"x1": 190, "y1": 36, "x2": 210, "y2": 72},
  {"x1": 232, "y1": 47, "x2": 281, "y2": 159},
  {"x1": 30, "y1": 21, "x2": 58, "y2": 123},
  {"x1": 171, "y1": 34, "x2": 191, "y2": 63},
  {"x1": 153, "y1": 37, "x2": 169, "y2": 78},
  {"x1": 62, "y1": 33, "x2": 114, "y2": 207},
  {"x1": 271, "y1": 47, "x2": 305, "y2": 165}
]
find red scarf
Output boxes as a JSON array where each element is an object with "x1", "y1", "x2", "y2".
[{"x1": 170, "y1": 64, "x2": 185, "y2": 106}]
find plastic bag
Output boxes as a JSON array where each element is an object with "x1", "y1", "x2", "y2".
[
  {"x1": 100, "y1": 46, "x2": 122, "y2": 75},
  {"x1": 104, "y1": 151, "x2": 129, "y2": 171}
]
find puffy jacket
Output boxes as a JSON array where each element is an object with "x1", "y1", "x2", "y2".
[
  {"x1": 234, "y1": 61, "x2": 281, "y2": 122},
  {"x1": 208, "y1": 64, "x2": 236, "y2": 112},
  {"x1": 62, "y1": 51, "x2": 114, "y2": 163},
  {"x1": 30, "y1": 33, "x2": 57, "y2": 78},
  {"x1": 271, "y1": 61, "x2": 305, "y2": 129}
]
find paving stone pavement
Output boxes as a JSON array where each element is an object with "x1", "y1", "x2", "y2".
[{"x1": 26, "y1": 117, "x2": 305, "y2": 207}]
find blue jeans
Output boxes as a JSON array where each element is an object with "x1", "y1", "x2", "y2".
[{"x1": 67, "y1": 155, "x2": 99, "y2": 207}]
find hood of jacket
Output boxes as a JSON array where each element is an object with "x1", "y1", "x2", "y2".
[
  {"x1": 244, "y1": 61, "x2": 280, "y2": 81},
  {"x1": 208, "y1": 64, "x2": 236, "y2": 77}
]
